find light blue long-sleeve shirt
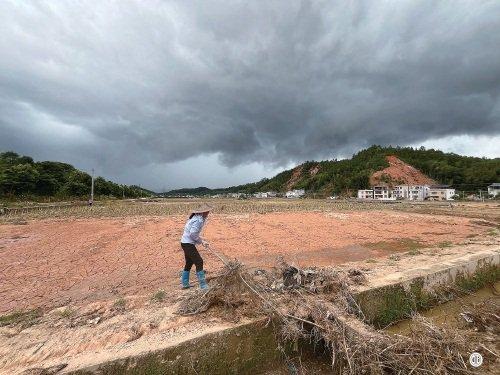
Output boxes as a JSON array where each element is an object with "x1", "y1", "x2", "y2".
[{"x1": 180, "y1": 215, "x2": 205, "y2": 244}]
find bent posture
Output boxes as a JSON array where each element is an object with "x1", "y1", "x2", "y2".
[{"x1": 180, "y1": 204, "x2": 212, "y2": 289}]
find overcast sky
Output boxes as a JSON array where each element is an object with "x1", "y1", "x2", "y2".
[{"x1": 1, "y1": 1, "x2": 499, "y2": 191}]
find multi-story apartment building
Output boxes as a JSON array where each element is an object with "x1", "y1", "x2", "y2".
[
  {"x1": 428, "y1": 185, "x2": 456, "y2": 201},
  {"x1": 357, "y1": 189, "x2": 374, "y2": 199},
  {"x1": 393, "y1": 185, "x2": 430, "y2": 200},
  {"x1": 372, "y1": 186, "x2": 395, "y2": 200}
]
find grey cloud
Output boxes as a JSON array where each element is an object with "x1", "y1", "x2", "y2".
[{"x1": 1, "y1": 0, "x2": 499, "y2": 190}]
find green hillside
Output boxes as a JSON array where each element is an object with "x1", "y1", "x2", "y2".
[
  {"x1": 0, "y1": 151, "x2": 154, "y2": 200},
  {"x1": 166, "y1": 146, "x2": 500, "y2": 196}
]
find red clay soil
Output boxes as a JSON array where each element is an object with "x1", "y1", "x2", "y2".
[
  {"x1": 370, "y1": 155, "x2": 436, "y2": 186},
  {"x1": 309, "y1": 164, "x2": 320, "y2": 176},
  {"x1": 0, "y1": 211, "x2": 485, "y2": 314},
  {"x1": 286, "y1": 166, "x2": 303, "y2": 190}
]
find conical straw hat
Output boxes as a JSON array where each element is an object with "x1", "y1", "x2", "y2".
[{"x1": 190, "y1": 203, "x2": 213, "y2": 214}]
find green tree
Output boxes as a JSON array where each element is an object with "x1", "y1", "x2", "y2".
[
  {"x1": 0, "y1": 164, "x2": 40, "y2": 195},
  {"x1": 60, "y1": 170, "x2": 91, "y2": 197}
]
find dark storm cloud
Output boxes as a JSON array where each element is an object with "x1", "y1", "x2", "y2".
[{"x1": 1, "y1": 0, "x2": 499, "y2": 187}]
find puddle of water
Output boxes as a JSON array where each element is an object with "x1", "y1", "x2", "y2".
[{"x1": 385, "y1": 282, "x2": 500, "y2": 335}]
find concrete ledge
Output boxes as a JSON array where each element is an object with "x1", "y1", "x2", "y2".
[
  {"x1": 68, "y1": 319, "x2": 279, "y2": 375},
  {"x1": 354, "y1": 249, "x2": 500, "y2": 327}
]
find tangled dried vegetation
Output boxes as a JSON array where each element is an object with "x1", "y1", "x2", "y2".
[{"x1": 177, "y1": 255, "x2": 499, "y2": 374}]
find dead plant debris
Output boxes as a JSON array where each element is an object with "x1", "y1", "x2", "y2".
[{"x1": 177, "y1": 256, "x2": 499, "y2": 374}]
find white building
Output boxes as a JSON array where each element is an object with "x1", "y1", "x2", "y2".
[
  {"x1": 393, "y1": 185, "x2": 430, "y2": 201},
  {"x1": 409, "y1": 185, "x2": 430, "y2": 201},
  {"x1": 373, "y1": 186, "x2": 395, "y2": 200},
  {"x1": 357, "y1": 190, "x2": 374, "y2": 199},
  {"x1": 254, "y1": 192, "x2": 268, "y2": 198},
  {"x1": 428, "y1": 186, "x2": 455, "y2": 201},
  {"x1": 488, "y1": 183, "x2": 500, "y2": 197},
  {"x1": 393, "y1": 186, "x2": 408, "y2": 200},
  {"x1": 286, "y1": 189, "x2": 305, "y2": 198},
  {"x1": 266, "y1": 191, "x2": 277, "y2": 197}
]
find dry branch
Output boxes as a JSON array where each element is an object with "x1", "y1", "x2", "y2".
[{"x1": 177, "y1": 255, "x2": 498, "y2": 374}]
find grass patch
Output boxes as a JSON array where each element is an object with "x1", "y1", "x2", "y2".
[
  {"x1": 113, "y1": 297, "x2": 127, "y2": 311},
  {"x1": 0, "y1": 309, "x2": 42, "y2": 327},
  {"x1": 151, "y1": 289, "x2": 166, "y2": 303},
  {"x1": 487, "y1": 228, "x2": 498, "y2": 236},
  {"x1": 365, "y1": 279, "x2": 437, "y2": 328},
  {"x1": 455, "y1": 264, "x2": 500, "y2": 292},
  {"x1": 58, "y1": 307, "x2": 74, "y2": 318},
  {"x1": 365, "y1": 258, "x2": 377, "y2": 263},
  {"x1": 436, "y1": 241, "x2": 453, "y2": 248}
]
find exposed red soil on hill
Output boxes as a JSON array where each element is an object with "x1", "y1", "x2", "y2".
[
  {"x1": 286, "y1": 166, "x2": 303, "y2": 190},
  {"x1": 309, "y1": 164, "x2": 320, "y2": 176},
  {"x1": 370, "y1": 155, "x2": 436, "y2": 187},
  {"x1": 286, "y1": 164, "x2": 320, "y2": 190}
]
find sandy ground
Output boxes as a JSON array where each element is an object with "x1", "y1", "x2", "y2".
[{"x1": 0, "y1": 209, "x2": 491, "y2": 314}]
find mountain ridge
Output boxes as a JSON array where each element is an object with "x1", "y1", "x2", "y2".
[{"x1": 165, "y1": 145, "x2": 500, "y2": 196}]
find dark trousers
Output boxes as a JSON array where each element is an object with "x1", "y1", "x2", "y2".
[{"x1": 181, "y1": 243, "x2": 204, "y2": 272}]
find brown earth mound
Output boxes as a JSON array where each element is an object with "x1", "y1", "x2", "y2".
[{"x1": 370, "y1": 155, "x2": 436, "y2": 187}]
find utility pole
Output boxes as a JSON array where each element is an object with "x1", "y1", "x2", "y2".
[{"x1": 90, "y1": 168, "x2": 94, "y2": 204}]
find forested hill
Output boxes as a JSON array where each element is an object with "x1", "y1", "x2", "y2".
[
  {"x1": 0, "y1": 151, "x2": 154, "y2": 199},
  {"x1": 166, "y1": 146, "x2": 500, "y2": 196}
]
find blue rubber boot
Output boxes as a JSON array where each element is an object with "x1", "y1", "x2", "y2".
[
  {"x1": 196, "y1": 271, "x2": 208, "y2": 290},
  {"x1": 181, "y1": 270, "x2": 190, "y2": 289}
]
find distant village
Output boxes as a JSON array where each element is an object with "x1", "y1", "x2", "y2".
[
  {"x1": 164, "y1": 183, "x2": 500, "y2": 201},
  {"x1": 166, "y1": 189, "x2": 306, "y2": 199},
  {"x1": 213, "y1": 189, "x2": 306, "y2": 199}
]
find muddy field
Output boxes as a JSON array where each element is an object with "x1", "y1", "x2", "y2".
[
  {"x1": 0, "y1": 201, "x2": 496, "y2": 314},
  {"x1": 0, "y1": 200, "x2": 498, "y2": 374}
]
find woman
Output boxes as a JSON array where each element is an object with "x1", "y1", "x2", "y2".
[{"x1": 180, "y1": 203, "x2": 212, "y2": 289}]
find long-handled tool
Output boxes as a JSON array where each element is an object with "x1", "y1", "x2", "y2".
[{"x1": 203, "y1": 243, "x2": 232, "y2": 268}]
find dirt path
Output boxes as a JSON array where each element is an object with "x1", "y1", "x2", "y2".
[{"x1": 0, "y1": 210, "x2": 488, "y2": 314}]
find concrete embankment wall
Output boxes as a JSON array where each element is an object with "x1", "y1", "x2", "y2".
[
  {"x1": 70, "y1": 320, "x2": 280, "y2": 375},
  {"x1": 355, "y1": 249, "x2": 499, "y2": 327},
  {"x1": 67, "y1": 249, "x2": 499, "y2": 375}
]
